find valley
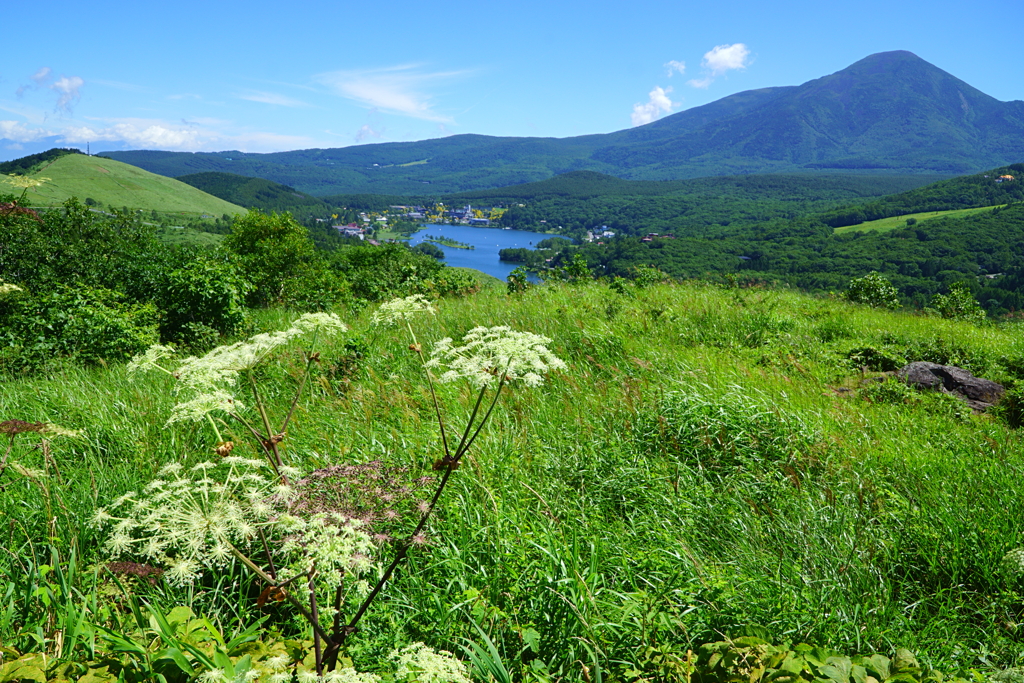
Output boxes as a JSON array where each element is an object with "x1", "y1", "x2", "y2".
[{"x1": 1, "y1": 45, "x2": 1024, "y2": 683}]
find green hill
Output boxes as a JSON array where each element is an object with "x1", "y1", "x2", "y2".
[
  {"x1": 833, "y1": 205, "x2": 1005, "y2": 234},
  {"x1": 5, "y1": 153, "x2": 246, "y2": 217}
]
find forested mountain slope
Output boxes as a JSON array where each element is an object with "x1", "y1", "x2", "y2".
[{"x1": 102, "y1": 51, "x2": 1024, "y2": 195}]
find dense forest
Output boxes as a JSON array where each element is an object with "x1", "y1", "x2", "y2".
[
  {"x1": 0, "y1": 193, "x2": 475, "y2": 374},
  {"x1": 0, "y1": 147, "x2": 83, "y2": 174},
  {"x1": 473, "y1": 171, "x2": 946, "y2": 238},
  {"x1": 175, "y1": 172, "x2": 332, "y2": 219},
  {"x1": 481, "y1": 165, "x2": 1024, "y2": 315}
]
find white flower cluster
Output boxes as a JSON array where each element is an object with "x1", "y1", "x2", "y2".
[
  {"x1": 127, "y1": 313, "x2": 348, "y2": 424},
  {"x1": 1003, "y1": 548, "x2": 1024, "y2": 577},
  {"x1": 270, "y1": 669, "x2": 380, "y2": 683},
  {"x1": 95, "y1": 457, "x2": 280, "y2": 585},
  {"x1": 392, "y1": 643, "x2": 472, "y2": 683},
  {"x1": 199, "y1": 643, "x2": 466, "y2": 683},
  {"x1": 198, "y1": 668, "x2": 262, "y2": 683},
  {"x1": 425, "y1": 326, "x2": 566, "y2": 387},
  {"x1": 277, "y1": 512, "x2": 378, "y2": 596},
  {"x1": 125, "y1": 343, "x2": 176, "y2": 375},
  {"x1": 370, "y1": 295, "x2": 437, "y2": 328}
]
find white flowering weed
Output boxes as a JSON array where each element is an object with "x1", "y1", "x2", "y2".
[
  {"x1": 278, "y1": 512, "x2": 379, "y2": 599},
  {"x1": 1003, "y1": 548, "x2": 1024, "y2": 578},
  {"x1": 0, "y1": 281, "x2": 23, "y2": 297},
  {"x1": 392, "y1": 643, "x2": 472, "y2": 683},
  {"x1": 95, "y1": 457, "x2": 279, "y2": 585},
  {"x1": 425, "y1": 326, "x2": 566, "y2": 388},
  {"x1": 371, "y1": 295, "x2": 437, "y2": 327},
  {"x1": 3, "y1": 174, "x2": 49, "y2": 190},
  {"x1": 127, "y1": 312, "x2": 347, "y2": 424}
]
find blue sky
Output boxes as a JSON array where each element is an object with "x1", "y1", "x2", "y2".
[{"x1": 2, "y1": 0, "x2": 1021, "y2": 162}]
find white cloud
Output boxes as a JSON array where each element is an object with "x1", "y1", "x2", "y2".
[
  {"x1": 0, "y1": 120, "x2": 50, "y2": 143},
  {"x1": 631, "y1": 86, "x2": 676, "y2": 127},
  {"x1": 31, "y1": 68, "x2": 52, "y2": 85},
  {"x1": 688, "y1": 43, "x2": 753, "y2": 88},
  {"x1": 0, "y1": 111, "x2": 315, "y2": 154},
  {"x1": 704, "y1": 43, "x2": 751, "y2": 73},
  {"x1": 61, "y1": 122, "x2": 203, "y2": 149},
  {"x1": 238, "y1": 90, "x2": 311, "y2": 107},
  {"x1": 315, "y1": 64, "x2": 470, "y2": 123},
  {"x1": 665, "y1": 60, "x2": 686, "y2": 77},
  {"x1": 16, "y1": 67, "x2": 52, "y2": 97},
  {"x1": 51, "y1": 76, "x2": 84, "y2": 113},
  {"x1": 688, "y1": 43, "x2": 751, "y2": 88},
  {"x1": 355, "y1": 124, "x2": 383, "y2": 142}
]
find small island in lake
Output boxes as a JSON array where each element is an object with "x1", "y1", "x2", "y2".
[{"x1": 424, "y1": 236, "x2": 474, "y2": 250}]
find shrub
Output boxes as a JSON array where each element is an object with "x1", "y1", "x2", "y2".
[
  {"x1": 843, "y1": 272, "x2": 901, "y2": 309},
  {"x1": 0, "y1": 286, "x2": 159, "y2": 370},
  {"x1": 507, "y1": 266, "x2": 531, "y2": 295},
  {"x1": 155, "y1": 254, "x2": 250, "y2": 344},
  {"x1": 929, "y1": 282, "x2": 986, "y2": 323},
  {"x1": 224, "y1": 210, "x2": 318, "y2": 306},
  {"x1": 846, "y1": 345, "x2": 907, "y2": 371}
]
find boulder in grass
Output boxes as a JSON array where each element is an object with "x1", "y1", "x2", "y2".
[{"x1": 897, "y1": 361, "x2": 1004, "y2": 411}]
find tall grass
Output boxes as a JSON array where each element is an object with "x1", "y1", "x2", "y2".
[{"x1": 2, "y1": 280, "x2": 1023, "y2": 678}]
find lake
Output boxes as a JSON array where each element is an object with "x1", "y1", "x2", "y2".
[{"x1": 407, "y1": 224, "x2": 565, "y2": 281}]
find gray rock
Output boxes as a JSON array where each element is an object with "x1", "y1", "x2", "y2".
[{"x1": 897, "y1": 361, "x2": 1005, "y2": 411}]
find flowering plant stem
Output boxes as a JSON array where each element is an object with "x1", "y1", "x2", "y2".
[{"x1": 321, "y1": 365, "x2": 508, "y2": 669}]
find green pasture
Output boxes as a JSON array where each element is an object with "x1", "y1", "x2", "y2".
[
  {"x1": 834, "y1": 205, "x2": 1003, "y2": 234},
  {"x1": 10, "y1": 153, "x2": 245, "y2": 217}
]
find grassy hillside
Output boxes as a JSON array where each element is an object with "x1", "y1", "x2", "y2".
[
  {"x1": 8, "y1": 153, "x2": 246, "y2": 217},
  {"x1": 834, "y1": 205, "x2": 1005, "y2": 234},
  {"x1": 821, "y1": 164, "x2": 1024, "y2": 228},
  {"x1": 2, "y1": 281, "x2": 1023, "y2": 681}
]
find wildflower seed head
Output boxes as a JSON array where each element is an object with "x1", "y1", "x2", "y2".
[
  {"x1": 425, "y1": 326, "x2": 566, "y2": 387},
  {"x1": 279, "y1": 513, "x2": 378, "y2": 589},
  {"x1": 0, "y1": 420, "x2": 79, "y2": 438},
  {"x1": 371, "y1": 295, "x2": 437, "y2": 328},
  {"x1": 321, "y1": 668, "x2": 381, "y2": 683},
  {"x1": 97, "y1": 458, "x2": 277, "y2": 585}
]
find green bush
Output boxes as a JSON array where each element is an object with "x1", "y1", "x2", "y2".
[
  {"x1": 506, "y1": 266, "x2": 531, "y2": 295},
  {"x1": 929, "y1": 282, "x2": 986, "y2": 323},
  {"x1": 0, "y1": 286, "x2": 159, "y2": 371},
  {"x1": 155, "y1": 254, "x2": 250, "y2": 344},
  {"x1": 846, "y1": 345, "x2": 907, "y2": 371},
  {"x1": 843, "y1": 272, "x2": 901, "y2": 309},
  {"x1": 224, "y1": 210, "x2": 319, "y2": 306}
]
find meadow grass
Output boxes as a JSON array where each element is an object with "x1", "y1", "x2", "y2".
[
  {"x1": 16, "y1": 153, "x2": 245, "y2": 217},
  {"x1": 1, "y1": 280, "x2": 1022, "y2": 679},
  {"x1": 833, "y1": 205, "x2": 1004, "y2": 234}
]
